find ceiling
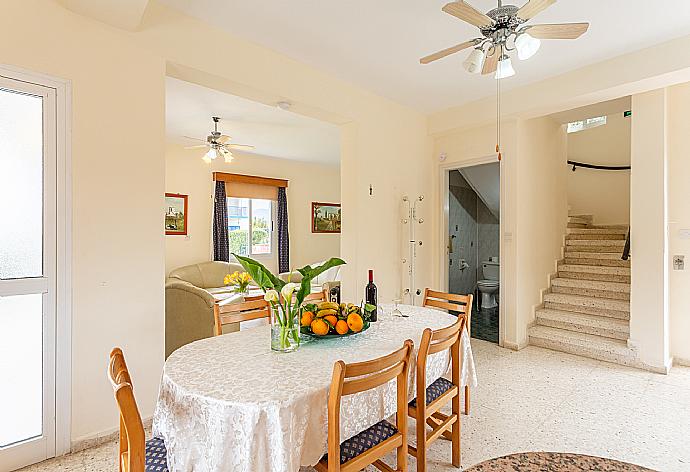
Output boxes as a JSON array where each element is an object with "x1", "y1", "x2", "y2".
[
  {"x1": 549, "y1": 97, "x2": 632, "y2": 124},
  {"x1": 166, "y1": 77, "x2": 340, "y2": 165},
  {"x1": 160, "y1": 0, "x2": 690, "y2": 112}
]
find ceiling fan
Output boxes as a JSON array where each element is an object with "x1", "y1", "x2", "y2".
[
  {"x1": 184, "y1": 117, "x2": 255, "y2": 164},
  {"x1": 420, "y1": 0, "x2": 589, "y2": 79}
]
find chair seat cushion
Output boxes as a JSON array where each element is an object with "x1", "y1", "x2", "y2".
[
  {"x1": 410, "y1": 377, "x2": 454, "y2": 407},
  {"x1": 145, "y1": 437, "x2": 168, "y2": 472},
  {"x1": 325, "y1": 420, "x2": 398, "y2": 464}
]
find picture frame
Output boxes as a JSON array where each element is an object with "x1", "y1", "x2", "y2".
[
  {"x1": 165, "y1": 193, "x2": 188, "y2": 235},
  {"x1": 311, "y1": 202, "x2": 341, "y2": 234}
]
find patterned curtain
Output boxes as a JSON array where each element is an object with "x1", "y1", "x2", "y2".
[
  {"x1": 213, "y1": 180, "x2": 229, "y2": 262},
  {"x1": 277, "y1": 187, "x2": 290, "y2": 273}
]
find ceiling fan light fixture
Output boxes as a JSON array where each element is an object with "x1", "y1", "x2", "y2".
[
  {"x1": 202, "y1": 149, "x2": 214, "y2": 164},
  {"x1": 463, "y1": 47, "x2": 486, "y2": 74},
  {"x1": 495, "y1": 55, "x2": 516, "y2": 80},
  {"x1": 515, "y1": 32, "x2": 541, "y2": 60}
]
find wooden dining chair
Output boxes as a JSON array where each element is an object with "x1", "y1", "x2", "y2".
[
  {"x1": 315, "y1": 340, "x2": 414, "y2": 472},
  {"x1": 422, "y1": 289, "x2": 473, "y2": 415},
  {"x1": 108, "y1": 348, "x2": 168, "y2": 472},
  {"x1": 213, "y1": 298, "x2": 270, "y2": 336},
  {"x1": 407, "y1": 316, "x2": 466, "y2": 471},
  {"x1": 303, "y1": 289, "x2": 328, "y2": 303}
]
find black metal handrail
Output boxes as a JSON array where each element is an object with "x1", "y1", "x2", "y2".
[
  {"x1": 622, "y1": 230, "x2": 630, "y2": 261},
  {"x1": 568, "y1": 160, "x2": 631, "y2": 171}
]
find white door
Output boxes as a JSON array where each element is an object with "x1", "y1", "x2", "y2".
[{"x1": 0, "y1": 76, "x2": 57, "y2": 470}]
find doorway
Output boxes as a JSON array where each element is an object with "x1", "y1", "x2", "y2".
[
  {"x1": 0, "y1": 70, "x2": 70, "y2": 470},
  {"x1": 442, "y1": 160, "x2": 500, "y2": 344}
]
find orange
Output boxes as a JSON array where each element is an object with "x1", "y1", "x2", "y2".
[
  {"x1": 301, "y1": 311, "x2": 314, "y2": 327},
  {"x1": 310, "y1": 318, "x2": 329, "y2": 336},
  {"x1": 347, "y1": 313, "x2": 364, "y2": 333},
  {"x1": 324, "y1": 315, "x2": 338, "y2": 328},
  {"x1": 335, "y1": 319, "x2": 349, "y2": 335}
]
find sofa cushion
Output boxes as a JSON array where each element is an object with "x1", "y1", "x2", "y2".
[{"x1": 168, "y1": 261, "x2": 244, "y2": 289}]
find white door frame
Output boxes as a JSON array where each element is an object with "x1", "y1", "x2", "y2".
[
  {"x1": 439, "y1": 154, "x2": 505, "y2": 347},
  {"x1": 0, "y1": 64, "x2": 72, "y2": 460}
]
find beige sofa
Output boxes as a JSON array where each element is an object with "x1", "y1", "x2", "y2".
[
  {"x1": 165, "y1": 261, "x2": 246, "y2": 358},
  {"x1": 279, "y1": 261, "x2": 342, "y2": 291}
]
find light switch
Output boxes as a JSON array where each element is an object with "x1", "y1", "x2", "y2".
[{"x1": 674, "y1": 255, "x2": 685, "y2": 271}]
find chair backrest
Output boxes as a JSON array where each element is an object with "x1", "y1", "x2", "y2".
[
  {"x1": 415, "y1": 316, "x2": 466, "y2": 409},
  {"x1": 108, "y1": 348, "x2": 146, "y2": 472},
  {"x1": 213, "y1": 298, "x2": 270, "y2": 335},
  {"x1": 326, "y1": 340, "x2": 414, "y2": 468},
  {"x1": 303, "y1": 290, "x2": 327, "y2": 303},
  {"x1": 422, "y1": 289, "x2": 472, "y2": 316}
]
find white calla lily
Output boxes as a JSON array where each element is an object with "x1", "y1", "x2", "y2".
[
  {"x1": 264, "y1": 289, "x2": 279, "y2": 303},
  {"x1": 280, "y1": 283, "x2": 299, "y2": 302}
]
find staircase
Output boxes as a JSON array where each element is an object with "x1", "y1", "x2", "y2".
[{"x1": 528, "y1": 214, "x2": 639, "y2": 367}]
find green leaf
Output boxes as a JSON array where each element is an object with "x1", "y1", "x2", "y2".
[
  {"x1": 232, "y1": 254, "x2": 286, "y2": 292},
  {"x1": 293, "y1": 257, "x2": 346, "y2": 305}
]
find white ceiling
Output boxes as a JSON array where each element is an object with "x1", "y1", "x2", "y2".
[
  {"x1": 160, "y1": 0, "x2": 690, "y2": 112},
  {"x1": 166, "y1": 77, "x2": 340, "y2": 165}
]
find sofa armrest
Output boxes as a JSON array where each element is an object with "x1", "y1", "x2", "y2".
[{"x1": 165, "y1": 280, "x2": 216, "y2": 358}]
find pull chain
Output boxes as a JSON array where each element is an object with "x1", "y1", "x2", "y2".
[{"x1": 496, "y1": 47, "x2": 502, "y2": 162}]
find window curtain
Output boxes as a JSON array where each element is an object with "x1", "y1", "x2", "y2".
[
  {"x1": 213, "y1": 180, "x2": 229, "y2": 262},
  {"x1": 277, "y1": 187, "x2": 290, "y2": 273}
]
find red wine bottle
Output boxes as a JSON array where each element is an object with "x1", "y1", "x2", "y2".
[{"x1": 365, "y1": 270, "x2": 377, "y2": 321}]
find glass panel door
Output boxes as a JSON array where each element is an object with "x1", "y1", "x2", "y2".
[{"x1": 0, "y1": 76, "x2": 57, "y2": 469}]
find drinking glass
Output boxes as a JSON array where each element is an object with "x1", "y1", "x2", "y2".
[{"x1": 392, "y1": 299, "x2": 407, "y2": 317}]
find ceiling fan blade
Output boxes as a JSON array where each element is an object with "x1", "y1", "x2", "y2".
[
  {"x1": 183, "y1": 135, "x2": 207, "y2": 142},
  {"x1": 217, "y1": 135, "x2": 232, "y2": 144},
  {"x1": 226, "y1": 144, "x2": 255, "y2": 150},
  {"x1": 482, "y1": 48, "x2": 499, "y2": 75},
  {"x1": 442, "y1": 1, "x2": 494, "y2": 28},
  {"x1": 184, "y1": 145, "x2": 208, "y2": 149},
  {"x1": 516, "y1": 0, "x2": 556, "y2": 21},
  {"x1": 420, "y1": 40, "x2": 478, "y2": 64},
  {"x1": 527, "y1": 22, "x2": 589, "y2": 39}
]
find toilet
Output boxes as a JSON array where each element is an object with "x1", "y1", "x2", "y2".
[{"x1": 477, "y1": 258, "x2": 499, "y2": 309}]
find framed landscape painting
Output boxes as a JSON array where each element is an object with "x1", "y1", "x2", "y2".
[
  {"x1": 312, "y1": 202, "x2": 341, "y2": 233},
  {"x1": 165, "y1": 193, "x2": 188, "y2": 235}
]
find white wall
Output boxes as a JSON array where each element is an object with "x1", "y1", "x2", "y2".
[
  {"x1": 165, "y1": 144, "x2": 341, "y2": 275},
  {"x1": 629, "y1": 89, "x2": 670, "y2": 370},
  {"x1": 567, "y1": 112, "x2": 631, "y2": 224},
  {"x1": 667, "y1": 83, "x2": 690, "y2": 364}
]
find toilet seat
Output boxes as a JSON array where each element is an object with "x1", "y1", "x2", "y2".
[{"x1": 477, "y1": 279, "x2": 499, "y2": 288}]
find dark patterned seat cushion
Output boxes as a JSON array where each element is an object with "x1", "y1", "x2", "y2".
[
  {"x1": 145, "y1": 437, "x2": 168, "y2": 472},
  {"x1": 323, "y1": 420, "x2": 398, "y2": 464},
  {"x1": 409, "y1": 377, "x2": 454, "y2": 407}
]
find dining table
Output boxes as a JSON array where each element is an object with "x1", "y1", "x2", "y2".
[{"x1": 153, "y1": 303, "x2": 477, "y2": 472}]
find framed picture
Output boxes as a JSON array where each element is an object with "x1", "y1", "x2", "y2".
[
  {"x1": 311, "y1": 202, "x2": 341, "y2": 233},
  {"x1": 165, "y1": 193, "x2": 188, "y2": 235}
]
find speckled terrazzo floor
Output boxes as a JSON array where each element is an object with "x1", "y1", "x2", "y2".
[{"x1": 18, "y1": 340, "x2": 690, "y2": 472}]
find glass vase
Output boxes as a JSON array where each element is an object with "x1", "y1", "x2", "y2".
[{"x1": 270, "y1": 304, "x2": 300, "y2": 353}]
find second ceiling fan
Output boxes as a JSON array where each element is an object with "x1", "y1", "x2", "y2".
[{"x1": 420, "y1": 0, "x2": 589, "y2": 78}]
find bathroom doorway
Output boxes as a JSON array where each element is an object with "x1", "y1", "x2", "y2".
[{"x1": 446, "y1": 162, "x2": 500, "y2": 343}]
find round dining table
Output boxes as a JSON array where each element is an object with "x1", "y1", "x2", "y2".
[{"x1": 153, "y1": 304, "x2": 477, "y2": 472}]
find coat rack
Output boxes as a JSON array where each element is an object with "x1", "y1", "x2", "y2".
[{"x1": 402, "y1": 195, "x2": 424, "y2": 305}]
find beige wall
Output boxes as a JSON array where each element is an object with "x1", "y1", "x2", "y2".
[
  {"x1": 432, "y1": 117, "x2": 567, "y2": 349},
  {"x1": 165, "y1": 144, "x2": 341, "y2": 275},
  {"x1": 1, "y1": 0, "x2": 166, "y2": 443},
  {"x1": 2, "y1": 0, "x2": 431, "y2": 444},
  {"x1": 567, "y1": 113, "x2": 631, "y2": 224},
  {"x1": 667, "y1": 83, "x2": 690, "y2": 364}
]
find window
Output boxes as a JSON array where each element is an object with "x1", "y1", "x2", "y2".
[
  {"x1": 227, "y1": 197, "x2": 274, "y2": 257},
  {"x1": 567, "y1": 115, "x2": 607, "y2": 133}
]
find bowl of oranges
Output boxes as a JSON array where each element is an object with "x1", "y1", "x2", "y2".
[{"x1": 300, "y1": 301, "x2": 369, "y2": 338}]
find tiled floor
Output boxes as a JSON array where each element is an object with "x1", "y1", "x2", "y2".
[
  {"x1": 470, "y1": 306, "x2": 499, "y2": 344},
  {"x1": 19, "y1": 341, "x2": 690, "y2": 472}
]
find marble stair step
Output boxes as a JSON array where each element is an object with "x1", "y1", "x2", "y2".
[
  {"x1": 563, "y1": 257, "x2": 630, "y2": 268},
  {"x1": 528, "y1": 326, "x2": 639, "y2": 367},
  {"x1": 568, "y1": 214, "x2": 593, "y2": 223},
  {"x1": 557, "y1": 264, "x2": 630, "y2": 276},
  {"x1": 567, "y1": 222, "x2": 589, "y2": 229},
  {"x1": 535, "y1": 309, "x2": 629, "y2": 340},
  {"x1": 550, "y1": 277, "x2": 630, "y2": 300},
  {"x1": 565, "y1": 233, "x2": 626, "y2": 240},
  {"x1": 564, "y1": 251, "x2": 628, "y2": 260},
  {"x1": 543, "y1": 293, "x2": 630, "y2": 320},
  {"x1": 566, "y1": 227, "x2": 628, "y2": 235}
]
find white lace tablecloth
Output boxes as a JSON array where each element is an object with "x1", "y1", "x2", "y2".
[{"x1": 153, "y1": 304, "x2": 477, "y2": 472}]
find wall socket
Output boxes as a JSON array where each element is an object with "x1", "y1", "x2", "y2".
[{"x1": 673, "y1": 255, "x2": 685, "y2": 271}]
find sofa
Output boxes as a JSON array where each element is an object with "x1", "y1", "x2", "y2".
[
  {"x1": 165, "y1": 261, "x2": 247, "y2": 358},
  {"x1": 279, "y1": 261, "x2": 342, "y2": 292}
]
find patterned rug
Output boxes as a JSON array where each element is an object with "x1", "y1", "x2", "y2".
[{"x1": 465, "y1": 452, "x2": 655, "y2": 471}]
